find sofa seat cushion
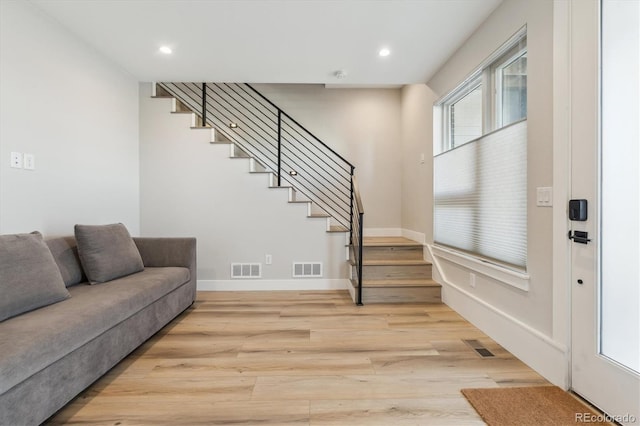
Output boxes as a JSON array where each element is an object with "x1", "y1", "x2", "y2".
[{"x1": 0, "y1": 267, "x2": 189, "y2": 395}]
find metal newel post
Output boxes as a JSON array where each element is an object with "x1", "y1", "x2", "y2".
[
  {"x1": 350, "y1": 167, "x2": 355, "y2": 241},
  {"x1": 277, "y1": 110, "x2": 282, "y2": 187},
  {"x1": 357, "y1": 213, "x2": 364, "y2": 306},
  {"x1": 201, "y1": 83, "x2": 207, "y2": 126}
]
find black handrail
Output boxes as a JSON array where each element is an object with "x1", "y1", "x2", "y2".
[
  {"x1": 157, "y1": 81, "x2": 365, "y2": 304},
  {"x1": 244, "y1": 84, "x2": 355, "y2": 168}
]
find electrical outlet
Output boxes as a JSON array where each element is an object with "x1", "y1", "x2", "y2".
[
  {"x1": 469, "y1": 273, "x2": 476, "y2": 288},
  {"x1": 10, "y1": 152, "x2": 23, "y2": 169},
  {"x1": 265, "y1": 254, "x2": 272, "y2": 265}
]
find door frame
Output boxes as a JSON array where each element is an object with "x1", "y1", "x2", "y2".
[{"x1": 558, "y1": 1, "x2": 640, "y2": 423}]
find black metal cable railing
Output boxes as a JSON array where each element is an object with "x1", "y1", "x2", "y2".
[{"x1": 157, "y1": 82, "x2": 364, "y2": 304}]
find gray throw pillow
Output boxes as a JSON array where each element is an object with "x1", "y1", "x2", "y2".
[
  {"x1": 46, "y1": 237, "x2": 87, "y2": 287},
  {"x1": 75, "y1": 223, "x2": 144, "y2": 284},
  {"x1": 0, "y1": 233, "x2": 70, "y2": 322}
]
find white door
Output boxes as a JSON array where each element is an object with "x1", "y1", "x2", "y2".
[{"x1": 570, "y1": 1, "x2": 640, "y2": 424}]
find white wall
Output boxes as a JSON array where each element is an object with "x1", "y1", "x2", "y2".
[
  {"x1": 252, "y1": 84, "x2": 402, "y2": 231},
  {"x1": 426, "y1": 0, "x2": 565, "y2": 385},
  {"x1": 139, "y1": 84, "x2": 348, "y2": 288},
  {"x1": 0, "y1": 1, "x2": 140, "y2": 236},
  {"x1": 400, "y1": 84, "x2": 437, "y2": 244}
]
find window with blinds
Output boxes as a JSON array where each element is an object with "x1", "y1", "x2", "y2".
[
  {"x1": 434, "y1": 120, "x2": 527, "y2": 269},
  {"x1": 437, "y1": 27, "x2": 527, "y2": 155}
]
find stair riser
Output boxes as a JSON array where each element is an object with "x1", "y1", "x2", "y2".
[
  {"x1": 354, "y1": 285, "x2": 441, "y2": 304},
  {"x1": 362, "y1": 246, "x2": 424, "y2": 261},
  {"x1": 357, "y1": 264, "x2": 432, "y2": 280}
]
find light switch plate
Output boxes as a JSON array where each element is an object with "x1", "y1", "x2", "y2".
[
  {"x1": 24, "y1": 153, "x2": 35, "y2": 170},
  {"x1": 536, "y1": 187, "x2": 553, "y2": 207}
]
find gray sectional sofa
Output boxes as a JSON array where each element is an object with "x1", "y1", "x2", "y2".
[{"x1": 0, "y1": 229, "x2": 196, "y2": 425}]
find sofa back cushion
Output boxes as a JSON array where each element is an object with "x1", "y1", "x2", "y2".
[
  {"x1": 0, "y1": 233, "x2": 70, "y2": 322},
  {"x1": 45, "y1": 237, "x2": 86, "y2": 287},
  {"x1": 75, "y1": 223, "x2": 144, "y2": 284}
]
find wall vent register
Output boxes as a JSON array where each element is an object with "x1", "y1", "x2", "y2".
[
  {"x1": 231, "y1": 263, "x2": 262, "y2": 279},
  {"x1": 292, "y1": 262, "x2": 323, "y2": 278}
]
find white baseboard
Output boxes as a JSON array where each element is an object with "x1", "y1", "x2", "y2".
[
  {"x1": 346, "y1": 279, "x2": 356, "y2": 302},
  {"x1": 440, "y1": 282, "x2": 569, "y2": 388},
  {"x1": 363, "y1": 227, "x2": 428, "y2": 243},
  {"x1": 401, "y1": 229, "x2": 426, "y2": 244},
  {"x1": 425, "y1": 246, "x2": 569, "y2": 388},
  {"x1": 197, "y1": 279, "x2": 350, "y2": 291},
  {"x1": 363, "y1": 228, "x2": 402, "y2": 237},
  {"x1": 401, "y1": 229, "x2": 433, "y2": 262}
]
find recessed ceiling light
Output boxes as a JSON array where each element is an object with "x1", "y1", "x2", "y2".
[
  {"x1": 379, "y1": 48, "x2": 391, "y2": 57},
  {"x1": 159, "y1": 46, "x2": 172, "y2": 55}
]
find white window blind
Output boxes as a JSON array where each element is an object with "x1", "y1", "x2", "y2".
[{"x1": 434, "y1": 120, "x2": 527, "y2": 269}]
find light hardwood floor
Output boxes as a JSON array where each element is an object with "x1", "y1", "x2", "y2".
[{"x1": 47, "y1": 291, "x2": 548, "y2": 425}]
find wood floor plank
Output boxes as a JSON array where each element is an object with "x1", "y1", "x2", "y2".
[
  {"x1": 252, "y1": 374, "x2": 498, "y2": 400},
  {"x1": 84, "y1": 376, "x2": 256, "y2": 400},
  {"x1": 46, "y1": 290, "x2": 550, "y2": 425},
  {"x1": 49, "y1": 400, "x2": 310, "y2": 425},
  {"x1": 370, "y1": 354, "x2": 535, "y2": 376},
  {"x1": 136, "y1": 338, "x2": 242, "y2": 359},
  {"x1": 310, "y1": 398, "x2": 484, "y2": 425},
  {"x1": 146, "y1": 354, "x2": 376, "y2": 377}
]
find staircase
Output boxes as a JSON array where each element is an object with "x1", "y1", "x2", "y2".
[
  {"x1": 350, "y1": 237, "x2": 441, "y2": 303},
  {"x1": 152, "y1": 82, "x2": 439, "y2": 305},
  {"x1": 154, "y1": 82, "x2": 355, "y2": 232},
  {"x1": 152, "y1": 87, "x2": 346, "y2": 236}
]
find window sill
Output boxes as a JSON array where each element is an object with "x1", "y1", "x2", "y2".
[{"x1": 430, "y1": 245, "x2": 530, "y2": 292}]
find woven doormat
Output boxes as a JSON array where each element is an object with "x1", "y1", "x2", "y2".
[{"x1": 461, "y1": 386, "x2": 613, "y2": 426}]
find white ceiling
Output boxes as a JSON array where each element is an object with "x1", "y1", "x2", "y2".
[{"x1": 31, "y1": 0, "x2": 502, "y2": 85}]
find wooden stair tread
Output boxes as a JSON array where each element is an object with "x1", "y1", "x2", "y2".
[
  {"x1": 362, "y1": 259, "x2": 431, "y2": 266},
  {"x1": 329, "y1": 225, "x2": 348, "y2": 233},
  {"x1": 308, "y1": 213, "x2": 330, "y2": 218},
  {"x1": 363, "y1": 237, "x2": 422, "y2": 247},
  {"x1": 357, "y1": 279, "x2": 440, "y2": 288}
]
